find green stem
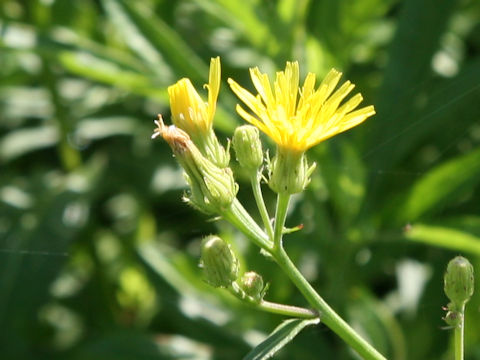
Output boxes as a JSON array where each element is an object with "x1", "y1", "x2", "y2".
[
  {"x1": 259, "y1": 300, "x2": 318, "y2": 319},
  {"x1": 270, "y1": 192, "x2": 385, "y2": 360},
  {"x1": 223, "y1": 199, "x2": 272, "y2": 251},
  {"x1": 229, "y1": 282, "x2": 317, "y2": 319},
  {"x1": 273, "y1": 192, "x2": 290, "y2": 250},
  {"x1": 273, "y1": 247, "x2": 386, "y2": 360},
  {"x1": 250, "y1": 173, "x2": 274, "y2": 240},
  {"x1": 454, "y1": 305, "x2": 465, "y2": 360}
]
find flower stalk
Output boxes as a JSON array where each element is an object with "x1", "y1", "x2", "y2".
[
  {"x1": 443, "y1": 256, "x2": 474, "y2": 360},
  {"x1": 454, "y1": 304, "x2": 465, "y2": 360},
  {"x1": 250, "y1": 173, "x2": 274, "y2": 241},
  {"x1": 268, "y1": 192, "x2": 386, "y2": 360}
]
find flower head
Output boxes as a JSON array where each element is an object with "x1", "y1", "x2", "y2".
[
  {"x1": 168, "y1": 57, "x2": 220, "y2": 137},
  {"x1": 228, "y1": 62, "x2": 375, "y2": 153},
  {"x1": 167, "y1": 57, "x2": 229, "y2": 167},
  {"x1": 152, "y1": 115, "x2": 237, "y2": 213}
]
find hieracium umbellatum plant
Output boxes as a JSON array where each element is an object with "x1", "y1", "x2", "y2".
[{"x1": 152, "y1": 57, "x2": 388, "y2": 359}]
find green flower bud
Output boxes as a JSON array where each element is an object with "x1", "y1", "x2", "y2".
[
  {"x1": 443, "y1": 307, "x2": 462, "y2": 328},
  {"x1": 444, "y1": 256, "x2": 474, "y2": 309},
  {"x1": 232, "y1": 125, "x2": 263, "y2": 173},
  {"x1": 200, "y1": 236, "x2": 239, "y2": 288},
  {"x1": 268, "y1": 147, "x2": 316, "y2": 194},
  {"x1": 153, "y1": 117, "x2": 238, "y2": 214},
  {"x1": 240, "y1": 271, "x2": 265, "y2": 302},
  {"x1": 201, "y1": 129, "x2": 230, "y2": 168}
]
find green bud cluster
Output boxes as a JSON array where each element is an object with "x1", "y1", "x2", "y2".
[
  {"x1": 232, "y1": 125, "x2": 263, "y2": 173},
  {"x1": 443, "y1": 303, "x2": 463, "y2": 328},
  {"x1": 200, "y1": 236, "x2": 239, "y2": 288},
  {"x1": 240, "y1": 271, "x2": 265, "y2": 302}
]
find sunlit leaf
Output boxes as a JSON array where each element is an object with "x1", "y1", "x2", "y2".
[
  {"x1": 0, "y1": 125, "x2": 58, "y2": 161},
  {"x1": 102, "y1": 0, "x2": 207, "y2": 82},
  {"x1": 396, "y1": 147, "x2": 480, "y2": 222},
  {"x1": 57, "y1": 51, "x2": 166, "y2": 99},
  {"x1": 405, "y1": 223, "x2": 480, "y2": 255}
]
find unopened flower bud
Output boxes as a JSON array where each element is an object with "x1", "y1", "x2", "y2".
[
  {"x1": 200, "y1": 236, "x2": 239, "y2": 288},
  {"x1": 232, "y1": 125, "x2": 263, "y2": 173},
  {"x1": 152, "y1": 116, "x2": 238, "y2": 213},
  {"x1": 444, "y1": 256, "x2": 474, "y2": 309},
  {"x1": 240, "y1": 271, "x2": 265, "y2": 302},
  {"x1": 268, "y1": 148, "x2": 316, "y2": 194}
]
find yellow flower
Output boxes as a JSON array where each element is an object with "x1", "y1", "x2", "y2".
[
  {"x1": 167, "y1": 57, "x2": 229, "y2": 168},
  {"x1": 228, "y1": 61, "x2": 375, "y2": 153},
  {"x1": 168, "y1": 57, "x2": 220, "y2": 136}
]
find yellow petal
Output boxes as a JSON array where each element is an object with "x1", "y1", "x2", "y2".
[
  {"x1": 207, "y1": 57, "x2": 221, "y2": 124},
  {"x1": 229, "y1": 63, "x2": 375, "y2": 152}
]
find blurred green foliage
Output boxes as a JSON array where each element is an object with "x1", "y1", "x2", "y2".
[{"x1": 1, "y1": 0, "x2": 480, "y2": 359}]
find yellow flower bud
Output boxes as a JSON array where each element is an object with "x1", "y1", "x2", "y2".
[{"x1": 167, "y1": 57, "x2": 229, "y2": 167}]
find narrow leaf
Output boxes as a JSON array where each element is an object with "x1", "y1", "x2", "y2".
[
  {"x1": 243, "y1": 318, "x2": 320, "y2": 360},
  {"x1": 405, "y1": 223, "x2": 480, "y2": 255},
  {"x1": 102, "y1": 0, "x2": 207, "y2": 82},
  {"x1": 57, "y1": 51, "x2": 166, "y2": 99},
  {"x1": 196, "y1": 0, "x2": 270, "y2": 49},
  {"x1": 396, "y1": 146, "x2": 480, "y2": 222},
  {"x1": 366, "y1": 0, "x2": 458, "y2": 171}
]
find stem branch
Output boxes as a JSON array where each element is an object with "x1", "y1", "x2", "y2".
[
  {"x1": 258, "y1": 300, "x2": 318, "y2": 319},
  {"x1": 454, "y1": 305, "x2": 465, "y2": 360},
  {"x1": 273, "y1": 193, "x2": 290, "y2": 249},
  {"x1": 229, "y1": 282, "x2": 317, "y2": 319},
  {"x1": 223, "y1": 199, "x2": 272, "y2": 251},
  {"x1": 250, "y1": 173, "x2": 274, "y2": 241},
  {"x1": 270, "y1": 192, "x2": 385, "y2": 360},
  {"x1": 273, "y1": 247, "x2": 386, "y2": 360}
]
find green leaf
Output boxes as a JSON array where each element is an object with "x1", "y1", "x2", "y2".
[
  {"x1": 102, "y1": 0, "x2": 207, "y2": 82},
  {"x1": 57, "y1": 50, "x2": 167, "y2": 99},
  {"x1": 0, "y1": 125, "x2": 58, "y2": 162},
  {"x1": 405, "y1": 223, "x2": 480, "y2": 255},
  {"x1": 395, "y1": 147, "x2": 480, "y2": 222},
  {"x1": 243, "y1": 318, "x2": 320, "y2": 360},
  {"x1": 317, "y1": 140, "x2": 366, "y2": 226},
  {"x1": 365, "y1": 0, "x2": 459, "y2": 179},
  {"x1": 137, "y1": 241, "x2": 251, "y2": 354},
  {"x1": 196, "y1": 0, "x2": 271, "y2": 50},
  {"x1": 347, "y1": 289, "x2": 406, "y2": 360},
  {"x1": 308, "y1": 0, "x2": 393, "y2": 67},
  {"x1": 69, "y1": 331, "x2": 178, "y2": 360},
  {"x1": 0, "y1": 164, "x2": 101, "y2": 357}
]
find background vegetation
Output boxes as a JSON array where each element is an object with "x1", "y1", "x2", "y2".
[{"x1": 1, "y1": 0, "x2": 480, "y2": 359}]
